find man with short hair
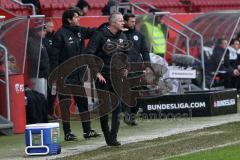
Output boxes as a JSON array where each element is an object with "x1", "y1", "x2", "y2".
[
  {"x1": 27, "y1": 23, "x2": 49, "y2": 99},
  {"x1": 43, "y1": 21, "x2": 55, "y2": 55},
  {"x1": 123, "y1": 13, "x2": 150, "y2": 126},
  {"x1": 86, "y1": 12, "x2": 129, "y2": 146},
  {"x1": 42, "y1": 20, "x2": 57, "y2": 120}
]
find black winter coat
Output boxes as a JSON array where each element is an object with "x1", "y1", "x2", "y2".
[
  {"x1": 208, "y1": 46, "x2": 233, "y2": 76},
  {"x1": 51, "y1": 24, "x2": 95, "y2": 83},
  {"x1": 27, "y1": 35, "x2": 49, "y2": 79},
  {"x1": 86, "y1": 27, "x2": 129, "y2": 77},
  {"x1": 124, "y1": 28, "x2": 150, "y2": 63}
]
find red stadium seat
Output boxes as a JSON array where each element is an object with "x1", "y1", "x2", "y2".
[
  {"x1": 0, "y1": 0, "x2": 32, "y2": 15},
  {"x1": 2, "y1": 0, "x2": 240, "y2": 16}
]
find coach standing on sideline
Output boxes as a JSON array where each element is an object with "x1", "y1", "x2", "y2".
[
  {"x1": 50, "y1": 8, "x2": 100, "y2": 141},
  {"x1": 86, "y1": 12, "x2": 129, "y2": 146}
]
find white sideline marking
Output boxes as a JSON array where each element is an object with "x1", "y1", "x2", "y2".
[{"x1": 161, "y1": 140, "x2": 240, "y2": 160}]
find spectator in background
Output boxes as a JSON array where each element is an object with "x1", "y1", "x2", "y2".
[
  {"x1": 102, "y1": 0, "x2": 117, "y2": 15},
  {"x1": 27, "y1": 24, "x2": 49, "y2": 99},
  {"x1": 203, "y1": 40, "x2": 215, "y2": 68},
  {"x1": 43, "y1": 20, "x2": 55, "y2": 55},
  {"x1": 76, "y1": 0, "x2": 90, "y2": 16},
  {"x1": 236, "y1": 32, "x2": 240, "y2": 42},
  {"x1": 119, "y1": 0, "x2": 131, "y2": 14},
  {"x1": 206, "y1": 39, "x2": 228, "y2": 87},
  {"x1": 0, "y1": 54, "x2": 17, "y2": 75},
  {"x1": 123, "y1": 13, "x2": 150, "y2": 126},
  {"x1": 42, "y1": 20, "x2": 57, "y2": 120},
  {"x1": 102, "y1": 0, "x2": 131, "y2": 16},
  {"x1": 226, "y1": 39, "x2": 240, "y2": 89},
  {"x1": 22, "y1": 0, "x2": 41, "y2": 14},
  {"x1": 51, "y1": 8, "x2": 100, "y2": 141},
  {"x1": 208, "y1": 39, "x2": 240, "y2": 88}
]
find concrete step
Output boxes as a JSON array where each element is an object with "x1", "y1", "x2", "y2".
[{"x1": 0, "y1": 115, "x2": 13, "y2": 135}]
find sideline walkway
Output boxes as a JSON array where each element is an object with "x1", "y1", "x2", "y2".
[{"x1": 14, "y1": 112, "x2": 240, "y2": 160}]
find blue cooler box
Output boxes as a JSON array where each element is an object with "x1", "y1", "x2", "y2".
[{"x1": 25, "y1": 123, "x2": 61, "y2": 156}]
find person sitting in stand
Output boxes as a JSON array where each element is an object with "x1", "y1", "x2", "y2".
[{"x1": 76, "y1": 0, "x2": 90, "y2": 16}]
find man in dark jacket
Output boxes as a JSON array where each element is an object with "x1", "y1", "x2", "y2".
[
  {"x1": 208, "y1": 39, "x2": 240, "y2": 88},
  {"x1": 51, "y1": 8, "x2": 100, "y2": 141},
  {"x1": 42, "y1": 21, "x2": 55, "y2": 57},
  {"x1": 123, "y1": 13, "x2": 150, "y2": 126},
  {"x1": 86, "y1": 12, "x2": 129, "y2": 146},
  {"x1": 42, "y1": 20, "x2": 57, "y2": 119},
  {"x1": 27, "y1": 24, "x2": 49, "y2": 99}
]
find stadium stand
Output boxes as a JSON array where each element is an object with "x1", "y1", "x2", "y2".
[
  {"x1": 39, "y1": 0, "x2": 109, "y2": 17},
  {"x1": 1, "y1": 0, "x2": 240, "y2": 17},
  {"x1": 0, "y1": 0, "x2": 32, "y2": 15}
]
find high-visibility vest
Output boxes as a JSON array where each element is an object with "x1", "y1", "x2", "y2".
[{"x1": 144, "y1": 22, "x2": 166, "y2": 56}]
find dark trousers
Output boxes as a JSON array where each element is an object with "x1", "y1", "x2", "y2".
[
  {"x1": 47, "y1": 85, "x2": 56, "y2": 115},
  {"x1": 224, "y1": 75, "x2": 240, "y2": 91},
  {"x1": 123, "y1": 72, "x2": 144, "y2": 121},
  {"x1": 95, "y1": 77, "x2": 121, "y2": 142},
  {"x1": 59, "y1": 91, "x2": 90, "y2": 135}
]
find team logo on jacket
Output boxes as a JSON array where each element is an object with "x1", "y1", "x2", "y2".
[
  {"x1": 119, "y1": 39, "x2": 123, "y2": 43},
  {"x1": 133, "y1": 35, "x2": 139, "y2": 41},
  {"x1": 68, "y1": 37, "x2": 74, "y2": 44},
  {"x1": 49, "y1": 39, "x2": 52, "y2": 45}
]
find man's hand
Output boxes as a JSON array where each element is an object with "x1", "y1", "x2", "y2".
[
  {"x1": 233, "y1": 69, "x2": 240, "y2": 76},
  {"x1": 122, "y1": 69, "x2": 128, "y2": 77},
  {"x1": 237, "y1": 65, "x2": 240, "y2": 70},
  {"x1": 97, "y1": 73, "x2": 106, "y2": 84}
]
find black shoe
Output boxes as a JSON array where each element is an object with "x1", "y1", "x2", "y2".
[
  {"x1": 64, "y1": 132, "x2": 78, "y2": 141},
  {"x1": 124, "y1": 114, "x2": 131, "y2": 126},
  {"x1": 107, "y1": 140, "x2": 121, "y2": 146},
  {"x1": 131, "y1": 121, "x2": 137, "y2": 126},
  {"x1": 83, "y1": 129, "x2": 101, "y2": 139}
]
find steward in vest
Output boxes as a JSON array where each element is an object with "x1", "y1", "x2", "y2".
[{"x1": 142, "y1": 9, "x2": 167, "y2": 57}]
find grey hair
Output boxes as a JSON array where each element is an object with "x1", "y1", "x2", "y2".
[{"x1": 108, "y1": 12, "x2": 122, "y2": 24}]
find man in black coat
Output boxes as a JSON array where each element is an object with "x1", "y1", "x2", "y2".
[
  {"x1": 42, "y1": 21, "x2": 55, "y2": 57},
  {"x1": 207, "y1": 39, "x2": 240, "y2": 88},
  {"x1": 51, "y1": 8, "x2": 100, "y2": 141},
  {"x1": 123, "y1": 13, "x2": 150, "y2": 126},
  {"x1": 86, "y1": 12, "x2": 129, "y2": 146},
  {"x1": 42, "y1": 20, "x2": 59, "y2": 120},
  {"x1": 27, "y1": 24, "x2": 49, "y2": 99}
]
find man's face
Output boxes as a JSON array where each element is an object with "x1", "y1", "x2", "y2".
[
  {"x1": 113, "y1": 14, "x2": 124, "y2": 31},
  {"x1": 232, "y1": 40, "x2": 240, "y2": 50},
  {"x1": 221, "y1": 40, "x2": 228, "y2": 49},
  {"x1": 46, "y1": 22, "x2": 54, "y2": 33},
  {"x1": 82, "y1": 6, "x2": 89, "y2": 15},
  {"x1": 68, "y1": 13, "x2": 80, "y2": 26},
  {"x1": 125, "y1": 17, "x2": 136, "y2": 29},
  {"x1": 37, "y1": 28, "x2": 47, "y2": 38}
]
